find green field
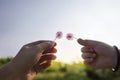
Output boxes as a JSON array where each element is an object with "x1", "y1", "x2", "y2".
[
  {"x1": 1, "y1": 58, "x2": 120, "y2": 80},
  {"x1": 33, "y1": 61, "x2": 120, "y2": 80}
]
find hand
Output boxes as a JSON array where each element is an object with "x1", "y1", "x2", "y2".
[
  {"x1": 1, "y1": 40, "x2": 57, "y2": 80},
  {"x1": 77, "y1": 38, "x2": 117, "y2": 69}
]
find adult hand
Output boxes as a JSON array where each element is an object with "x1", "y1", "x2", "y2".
[
  {"x1": 77, "y1": 38, "x2": 117, "y2": 69},
  {"x1": 0, "y1": 40, "x2": 57, "y2": 80}
]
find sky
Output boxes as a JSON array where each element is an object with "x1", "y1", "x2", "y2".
[{"x1": 0, "y1": 0, "x2": 120, "y2": 63}]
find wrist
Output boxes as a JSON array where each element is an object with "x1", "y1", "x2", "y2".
[
  {"x1": 0, "y1": 61, "x2": 19, "y2": 80},
  {"x1": 8, "y1": 59, "x2": 33, "y2": 80},
  {"x1": 0, "y1": 58, "x2": 30, "y2": 80},
  {"x1": 0, "y1": 60, "x2": 34, "y2": 80},
  {"x1": 112, "y1": 46, "x2": 120, "y2": 72},
  {"x1": 119, "y1": 49, "x2": 120, "y2": 70},
  {"x1": 16, "y1": 70, "x2": 36, "y2": 80}
]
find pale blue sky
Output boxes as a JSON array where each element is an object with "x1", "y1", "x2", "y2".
[{"x1": 0, "y1": 0, "x2": 120, "y2": 63}]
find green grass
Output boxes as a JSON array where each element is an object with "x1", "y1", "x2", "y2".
[
  {"x1": 34, "y1": 72, "x2": 88, "y2": 80},
  {"x1": 33, "y1": 61, "x2": 88, "y2": 80},
  {"x1": 1, "y1": 58, "x2": 120, "y2": 80}
]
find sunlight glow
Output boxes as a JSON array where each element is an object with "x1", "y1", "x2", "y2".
[{"x1": 54, "y1": 38, "x2": 83, "y2": 63}]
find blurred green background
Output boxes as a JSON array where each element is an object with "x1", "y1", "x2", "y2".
[{"x1": 0, "y1": 57, "x2": 120, "y2": 80}]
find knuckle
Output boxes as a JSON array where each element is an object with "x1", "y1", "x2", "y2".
[
  {"x1": 81, "y1": 47, "x2": 86, "y2": 52},
  {"x1": 22, "y1": 45, "x2": 30, "y2": 50},
  {"x1": 81, "y1": 53, "x2": 86, "y2": 59}
]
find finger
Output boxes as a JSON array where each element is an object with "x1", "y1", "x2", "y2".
[
  {"x1": 49, "y1": 48, "x2": 57, "y2": 53},
  {"x1": 84, "y1": 58, "x2": 94, "y2": 64},
  {"x1": 25, "y1": 40, "x2": 53, "y2": 47},
  {"x1": 37, "y1": 61, "x2": 51, "y2": 72},
  {"x1": 39, "y1": 54, "x2": 56, "y2": 63},
  {"x1": 43, "y1": 48, "x2": 57, "y2": 54},
  {"x1": 25, "y1": 40, "x2": 56, "y2": 48},
  {"x1": 43, "y1": 43, "x2": 57, "y2": 54},
  {"x1": 77, "y1": 38, "x2": 98, "y2": 47},
  {"x1": 77, "y1": 38, "x2": 89, "y2": 46},
  {"x1": 31, "y1": 42, "x2": 55, "y2": 54},
  {"x1": 82, "y1": 53, "x2": 96, "y2": 59},
  {"x1": 81, "y1": 47, "x2": 95, "y2": 53}
]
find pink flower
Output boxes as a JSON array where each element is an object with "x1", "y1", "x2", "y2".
[
  {"x1": 56, "y1": 31, "x2": 63, "y2": 39},
  {"x1": 66, "y1": 33, "x2": 74, "y2": 40}
]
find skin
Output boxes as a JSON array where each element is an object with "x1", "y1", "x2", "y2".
[
  {"x1": 0, "y1": 38, "x2": 118, "y2": 80},
  {"x1": 0, "y1": 40, "x2": 57, "y2": 80},
  {"x1": 77, "y1": 38, "x2": 118, "y2": 69}
]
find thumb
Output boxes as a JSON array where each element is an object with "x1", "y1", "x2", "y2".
[
  {"x1": 34, "y1": 42, "x2": 55, "y2": 53},
  {"x1": 77, "y1": 38, "x2": 95, "y2": 47},
  {"x1": 77, "y1": 38, "x2": 88, "y2": 46}
]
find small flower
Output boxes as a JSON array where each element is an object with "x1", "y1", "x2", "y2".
[
  {"x1": 66, "y1": 33, "x2": 74, "y2": 40},
  {"x1": 56, "y1": 31, "x2": 63, "y2": 39}
]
